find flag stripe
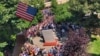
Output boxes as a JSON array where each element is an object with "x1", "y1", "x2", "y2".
[
  {"x1": 16, "y1": 12, "x2": 33, "y2": 21},
  {"x1": 18, "y1": 4, "x2": 27, "y2": 9},
  {"x1": 16, "y1": 10, "x2": 33, "y2": 18},
  {"x1": 17, "y1": 9, "x2": 33, "y2": 17},
  {"x1": 16, "y1": 2, "x2": 34, "y2": 21},
  {"x1": 16, "y1": 13, "x2": 32, "y2": 21},
  {"x1": 16, "y1": 13, "x2": 33, "y2": 21},
  {"x1": 17, "y1": 2, "x2": 28, "y2": 11},
  {"x1": 17, "y1": 6, "x2": 27, "y2": 12},
  {"x1": 18, "y1": 2, "x2": 27, "y2": 7},
  {"x1": 16, "y1": 12, "x2": 32, "y2": 19}
]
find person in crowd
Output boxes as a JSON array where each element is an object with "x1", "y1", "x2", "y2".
[
  {"x1": 34, "y1": 45, "x2": 40, "y2": 56},
  {"x1": 42, "y1": 48, "x2": 47, "y2": 56},
  {"x1": 52, "y1": 47, "x2": 57, "y2": 56},
  {"x1": 29, "y1": 37, "x2": 34, "y2": 45},
  {"x1": 37, "y1": 48, "x2": 43, "y2": 56},
  {"x1": 19, "y1": 51, "x2": 23, "y2": 56},
  {"x1": 61, "y1": 28, "x2": 65, "y2": 37},
  {"x1": 48, "y1": 51, "x2": 53, "y2": 56},
  {"x1": 49, "y1": 47, "x2": 54, "y2": 55}
]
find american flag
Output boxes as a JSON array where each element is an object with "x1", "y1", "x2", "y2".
[{"x1": 16, "y1": 2, "x2": 38, "y2": 22}]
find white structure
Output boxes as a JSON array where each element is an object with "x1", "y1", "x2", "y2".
[{"x1": 44, "y1": 0, "x2": 69, "y2": 7}]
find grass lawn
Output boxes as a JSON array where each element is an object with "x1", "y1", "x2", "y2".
[{"x1": 87, "y1": 35, "x2": 100, "y2": 56}]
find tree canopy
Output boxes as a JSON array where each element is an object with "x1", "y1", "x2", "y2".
[
  {"x1": 0, "y1": 0, "x2": 100, "y2": 55},
  {"x1": 51, "y1": 0, "x2": 72, "y2": 23},
  {"x1": 0, "y1": 0, "x2": 44, "y2": 54},
  {"x1": 63, "y1": 28, "x2": 90, "y2": 56}
]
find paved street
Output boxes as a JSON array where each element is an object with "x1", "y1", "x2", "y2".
[{"x1": 32, "y1": 36, "x2": 52, "y2": 51}]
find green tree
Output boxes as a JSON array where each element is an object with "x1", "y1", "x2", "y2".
[
  {"x1": 0, "y1": 52, "x2": 3, "y2": 56},
  {"x1": 0, "y1": 0, "x2": 43, "y2": 54},
  {"x1": 30, "y1": 0, "x2": 44, "y2": 9},
  {"x1": 69, "y1": 0, "x2": 100, "y2": 32},
  {"x1": 51, "y1": 0, "x2": 72, "y2": 23},
  {"x1": 63, "y1": 28, "x2": 90, "y2": 56},
  {"x1": 28, "y1": 0, "x2": 44, "y2": 25}
]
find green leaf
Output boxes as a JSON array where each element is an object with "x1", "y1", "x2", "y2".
[
  {"x1": 0, "y1": 42, "x2": 8, "y2": 48},
  {"x1": 0, "y1": 52, "x2": 3, "y2": 56}
]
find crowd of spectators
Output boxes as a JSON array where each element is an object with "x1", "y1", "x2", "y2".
[
  {"x1": 19, "y1": 41, "x2": 64, "y2": 56},
  {"x1": 55, "y1": 22, "x2": 81, "y2": 41},
  {"x1": 18, "y1": 7, "x2": 90, "y2": 56},
  {"x1": 18, "y1": 22, "x2": 90, "y2": 56}
]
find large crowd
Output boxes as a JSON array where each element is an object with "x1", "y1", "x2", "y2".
[
  {"x1": 18, "y1": 7, "x2": 90, "y2": 56},
  {"x1": 3, "y1": 7, "x2": 91, "y2": 56},
  {"x1": 19, "y1": 21, "x2": 85, "y2": 56},
  {"x1": 19, "y1": 41, "x2": 64, "y2": 56}
]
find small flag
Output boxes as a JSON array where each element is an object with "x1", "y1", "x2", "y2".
[{"x1": 16, "y1": 2, "x2": 38, "y2": 22}]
